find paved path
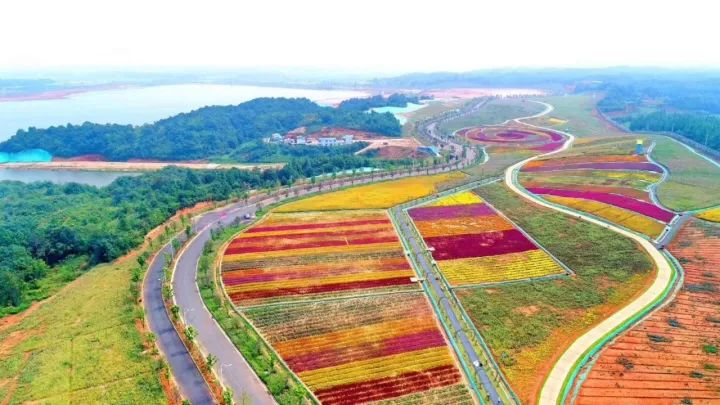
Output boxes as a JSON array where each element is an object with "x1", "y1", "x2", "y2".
[
  {"x1": 392, "y1": 206, "x2": 503, "y2": 405},
  {"x1": 501, "y1": 114, "x2": 677, "y2": 405},
  {"x1": 144, "y1": 239, "x2": 215, "y2": 405}
]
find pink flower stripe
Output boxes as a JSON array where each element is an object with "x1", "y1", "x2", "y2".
[
  {"x1": 222, "y1": 261, "x2": 411, "y2": 286},
  {"x1": 531, "y1": 141, "x2": 565, "y2": 152},
  {"x1": 227, "y1": 276, "x2": 413, "y2": 300},
  {"x1": 285, "y1": 329, "x2": 445, "y2": 372},
  {"x1": 224, "y1": 236, "x2": 398, "y2": 255},
  {"x1": 527, "y1": 187, "x2": 675, "y2": 222},
  {"x1": 523, "y1": 162, "x2": 662, "y2": 173},
  {"x1": 424, "y1": 229, "x2": 538, "y2": 260},
  {"x1": 409, "y1": 203, "x2": 495, "y2": 221},
  {"x1": 246, "y1": 218, "x2": 389, "y2": 233}
]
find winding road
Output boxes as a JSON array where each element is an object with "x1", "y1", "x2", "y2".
[
  {"x1": 501, "y1": 110, "x2": 678, "y2": 405},
  {"x1": 145, "y1": 131, "x2": 476, "y2": 403}
]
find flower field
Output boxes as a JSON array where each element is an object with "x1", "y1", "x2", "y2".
[
  {"x1": 245, "y1": 294, "x2": 473, "y2": 404},
  {"x1": 222, "y1": 210, "x2": 418, "y2": 306},
  {"x1": 519, "y1": 154, "x2": 675, "y2": 238},
  {"x1": 275, "y1": 172, "x2": 467, "y2": 212},
  {"x1": 457, "y1": 125, "x2": 566, "y2": 153},
  {"x1": 576, "y1": 219, "x2": 720, "y2": 404},
  {"x1": 697, "y1": 207, "x2": 720, "y2": 223},
  {"x1": 409, "y1": 191, "x2": 566, "y2": 286}
]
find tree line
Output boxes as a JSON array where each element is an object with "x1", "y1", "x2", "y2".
[
  {"x1": 619, "y1": 111, "x2": 720, "y2": 150},
  {"x1": 337, "y1": 93, "x2": 424, "y2": 111}
]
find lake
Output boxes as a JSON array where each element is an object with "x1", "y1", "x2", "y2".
[
  {"x1": 0, "y1": 168, "x2": 139, "y2": 187},
  {"x1": 0, "y1": 84, "x2": 367, "y2": 141},
  {"x1": 369, "y1": 102, "x2": 427, "y2": 125}
]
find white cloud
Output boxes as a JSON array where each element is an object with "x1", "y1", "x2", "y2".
[{"x1": 1, "y1": 0, "x2": 718, "y2": 72}]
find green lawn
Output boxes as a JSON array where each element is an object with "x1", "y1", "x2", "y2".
[
  {"x1": 438, "y1": 98, "x2": 546, "y2": 134},
  {"x1": 0, "y1": 259, "x2": 166, "y2": 404},
  {"x1": 459, "y1": 183, "x2": 654, "y2": 402},
  {"x1": 526, "y1": 94, "x2": 626, "y2": 137},
  {"x1": 651, "y1": 136, "x2": 720, "y2": 211}
]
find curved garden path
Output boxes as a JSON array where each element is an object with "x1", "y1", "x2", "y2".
[{"x1": 502, "y1": 109, "x2": 677, "y2": 405}]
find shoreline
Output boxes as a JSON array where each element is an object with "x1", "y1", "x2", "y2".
[
  {"x1": 0, "y1": 83, "x2": 140, "y2": 103},
  {"x1": 0, "y1": 161, "x2": 283, "y2": 172}
]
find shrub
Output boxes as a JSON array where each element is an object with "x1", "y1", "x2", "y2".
[
  {"x1": 617, "y1": 356, "x2": 634, "y2": 370},
  {"x1": 703, "y1": 344, "x2": 718, "y2": 354}
]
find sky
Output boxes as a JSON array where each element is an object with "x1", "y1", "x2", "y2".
[{"x1": 1, "y1": 0, "x2": 719, "y2": 74}]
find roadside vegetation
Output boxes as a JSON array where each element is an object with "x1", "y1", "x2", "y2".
[{"x1": 459, "y1": 182, "x2": 655, "y2": 402}]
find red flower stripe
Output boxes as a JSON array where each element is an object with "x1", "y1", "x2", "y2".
[
  {"x1": 424, "y1": 229, "x2": 537, "y2": 260},
  {"x1": 285, "y1": 329, "x2": 445, "y2": 372},
  {"x1": 315, "y1": 365, "x2": 460, "y2": 405},
  {"x1": 523, "y1": 161, "x2": 662, "y2": 173},
  {"x1": 224, "y1": 236, "x2": 399, "y2": 255},
  {"x1": 409, "y1": 203, "x2": 495, "y2": 221},
  {"x1": 229, "y1": 228, "x2": 385, "y2": 247},
  {"x1": 227, "y1": 276, "x2": 413, "y2": 300},
  {"x1": 527, "y1": 187, "x2": 675, "y2": 222},
  {"x1": 246, "y1": 219, "x2": 389, "y2": 233},
  {"x1": 222, "y1": 261, "x2": 411, "y2": 286}
]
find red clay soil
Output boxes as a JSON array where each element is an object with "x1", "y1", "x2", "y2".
[
  {"x1": 304, "y1": 127, "x2": 387, "y2": 140},
  {"x1": 576, "y1": 219, "x2": 720, "y2": 404}
]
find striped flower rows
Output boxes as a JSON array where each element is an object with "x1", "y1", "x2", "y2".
[
  {"x1": 457, "y1": 125, "x2": 566, "y2": 153},
  {"x1": 520, "y1": 154, "x2": 675, "y2": 238},
  {"x1": 245, "y1": 294, "x2": 473, "y2": 404},
  {"x1": 409, "y1": 191, "x2": 566, "y2": 286},
  {"x1": 222, "y1": 210, "x2": 417, "y2": 306}
]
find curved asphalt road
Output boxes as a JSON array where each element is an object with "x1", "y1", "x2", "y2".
[
  {"x1": 502, "y1": 108, "x2": 677, "y2": 405},
  {"x1": 146, "y1": 143, "x2": 475, "y2": 404}
]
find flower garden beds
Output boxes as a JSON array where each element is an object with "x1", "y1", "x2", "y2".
[
  {"x1": 697, "y1": 207, "x2": 720, "y2": 223},
  {"x1": 519, "y1": 154, "x2": 675, "y2": 239},
  {"x1": 408, "y1": 191, "x2": 566, "y2": 286},
  {"x1": 221, "y1": 210, "x2": 418, "y2": 307},
  {"x1": 457, "y1": 125, "x2": 566, "y2": 153},
  {"x1": 276, "y1": 172, "x2": 467, "y2": 212},
  {"x1": 244, "y1": 294, "x2": 473, "y2": 405},
  {"x1": 576, "y1": 219, "x2": 720, "y2": 404}
]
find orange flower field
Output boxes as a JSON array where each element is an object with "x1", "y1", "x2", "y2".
[
  {"x1": 222, "y1": 210, "x2": 418, "y2": 306},
  {"x1": 245, "y1": 294, "x2": 473, "y2": 404}
]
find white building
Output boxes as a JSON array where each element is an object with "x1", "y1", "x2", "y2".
[
  {"x1": 319, "y1": 137, "x2": 338, "y2": 146},
  {"x1": 342, "y1": 134, "x2": 354, "y2": 144},
  {"x1": 296, "y1": 136, "x2": 306, "y2": 145}
]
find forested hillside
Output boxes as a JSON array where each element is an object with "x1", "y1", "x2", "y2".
[
  {"x1": 0, "y1": 97, "x2": 402, "y2": 161},
  {"x1": 0, "y1": 154, "x2": 410, "y2": 313}
]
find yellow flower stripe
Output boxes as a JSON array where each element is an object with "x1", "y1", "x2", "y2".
[
  {"x1": 231, "y1": 231, "x2": 398, "y2": 250},
  {"x1": 275, "y1": 317, "x2": 436, "y2": 356},
  {"x1": 225, "y1": 269, "x2": 413, "y2": 294},
  {"x1": 298, "y1": 346, "x2": 453, "y2": 390},
  {"x1": 698, "y1": 207, "x2": 720, "y2": 223},
  {"x1": 224, "y1": 241, "x2": 400, "y2": 262},
  {"x1": 425, "y1": 191, "x2": 483, "y2": 207},
  {"x1": 226, "y1": 256, "x2": 409, "y2": 275},
  {"x1": 543, "y1": 195, "x2": 665, "y2": 238},
  {"x1": 414, "y1": 215, "x2": 513, "y2": 237},
  {"x1": 275, "y1": 172, "x2": 467, "y2": 212},
  {"x1": 439, "y1": 249, "x2": 564, "y2": 285}
]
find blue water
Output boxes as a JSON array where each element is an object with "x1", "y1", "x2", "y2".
[
  {"x1": 0, "y1": 149, "x2": 52, "y2": 163},
  {"x1": 0, "y1": 84, "x2": 367, "y2": 142},
  {"x1": 0, "y1": 169, "x2": 138, "y2": 186},
  {"x1": 369, "y1": 102, "x2": 427, "y2": 125}
]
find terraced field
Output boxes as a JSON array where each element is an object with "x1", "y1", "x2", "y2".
[
  {"x1": 408, "y1": 191, "x2": 566, "y2": 285},
  {"x1": 519, "y1": 153, "x2": 675, "y2": 238},
  {"x1": 576, "y1": 218, "x2": 720, "y2": 404},
  {"x1": 245, "y1": 294, "x2": 473, "y2": 405}
]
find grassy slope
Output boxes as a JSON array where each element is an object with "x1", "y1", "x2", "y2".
[
  {"x1": 527, "y1": 94, "x2": 625, "y2": 137},
  {"x1": 651, "y1": 136, "x2": 720, "y2": 211},
  {"x1": 460, "y1": 183, "x2": 655, "y2": 403},
  {"x1": 0, "y1": 259, "x2": 165, "y2": 404},
  {"x1": 402, "y1": 100, "x2": 466, "y2": 137},
  {"x1": 438, "y1": 98, "x2": 546, "y2": 134}
]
